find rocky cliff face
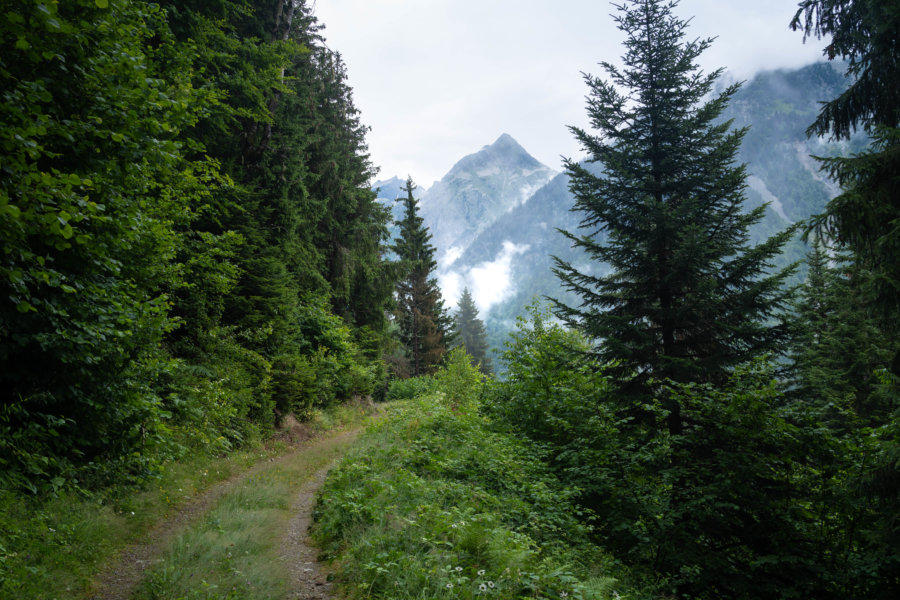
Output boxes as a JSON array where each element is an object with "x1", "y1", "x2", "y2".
[{"x1": 418, "y1": 133, "x2": 557, "y2": 265}]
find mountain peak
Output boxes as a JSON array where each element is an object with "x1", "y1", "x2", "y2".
[
  {"x1": 447, "y1": 133, "x2": 547, "y2": 180},
  {"x1": 479, "y1": 133, "x2": 530, "y2": 157},
  {"x1": 489, "y1": 132, "x2": 520, "y2": 148},
  {"x1": 419, "y1": 134, "x2": 558, "y2": 261}
]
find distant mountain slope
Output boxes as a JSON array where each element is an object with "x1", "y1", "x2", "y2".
[
  {"x1": 725, "y1": 61, "x2": 865, "y2": 224},
  {"x1": 372, "y1": 176, "x2": 410, "y2": 202},
  {"x1": 449, "y1": 167, "x2": 600, "y2": 352},
  {"x1": 418, "y1": 133, "x2": 557, "y2": 262}
]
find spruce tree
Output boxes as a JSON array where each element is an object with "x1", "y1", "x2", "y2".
[
  {"x1": 391, "y1": 177, "x2": 450, "y2": 377},
  {"x1": 453, "y1": 287, "x2": 492, "y2": 375},
  {"x1": 792, "y1": 0, "x2": 900, "y2": 319},
  {"x1": 792, "y1": 9, "x2": 900, "y2": 591},
  {"x1": 789, "y1": 237, "x2": 892, "y2": 424},
  {"x1": 553, "y1": 0, "x2": 797, "y2": 430}
]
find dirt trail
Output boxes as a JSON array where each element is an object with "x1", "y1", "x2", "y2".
[
  {"x1": 88, "y1": 426, "x2": 362, "y2": 600},
  {"x1": 279, "y1": 461, "x2": 338, "y2": 599}
]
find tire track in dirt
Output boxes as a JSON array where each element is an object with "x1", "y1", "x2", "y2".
[
  {"x1": 87, "y1": 426, "x2": 363, "y2": 600},
  {"x1": 278, "y1": 460, "x2": 339, "y2": 599}
]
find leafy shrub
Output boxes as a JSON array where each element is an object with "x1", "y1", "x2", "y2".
[
  {"x1": 484, "y1": 303, "x2": 613, "y2": 450},
  {"x1": 490, "y1": 308, "x2": 855, "y2": 598},
  {"x1": 385, "y1": 374, "x2": 439, "y2": 401},
  {"x1": 265, "y1": 300, "x2": 379, "y2": 422},
  {"x1": 312, "y1": 392, "x2": 636, "y2": 599},
  {"x1": 435, "y1": 347, "x2": 486, "y2": 411},
  {"x1": 0, "y1": 0, "x2": 215, "y2": 494},
  {"x1": 159, "y1": 327, "x2": 273, "y2": 458}
]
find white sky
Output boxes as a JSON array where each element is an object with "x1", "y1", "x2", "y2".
[{"x1": 313, "y1": 0, "x2": 828, "y2": 186}]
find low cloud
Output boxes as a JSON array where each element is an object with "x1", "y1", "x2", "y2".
[{"x1": 439, "y1": 240, "x2": 529, "y2": 315}]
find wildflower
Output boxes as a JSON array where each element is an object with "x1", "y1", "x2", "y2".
[
  {"x1": 447, "y1": 583, "x2": 454, "y2": 589},
  {"x1": 479, "y1": 583, "x2": 487, "y2": 591},
  {"x1": 560, "y1": 593, "x2": 568, "y2": 598},
  {"x1": 451, "y1": 523, "x2": 458, "y2": 528},
  {"x1": 488, "y1": 581, "x2": 495, "y2": 588},
  {"x1": 478, "y1": 569, "x2": 486, "y2": 576},
  {"x1": 455, "y1": 566, "x2": 463, "y2": 572}
]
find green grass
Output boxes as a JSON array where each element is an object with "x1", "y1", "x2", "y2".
[
  {"x1": 133, "y1": 431, "x2": 357, "y2": 599},
  {"x1": 312, "y1": 394, "x2": 635, "y2": 600},
  {"x1": 0, "y1": 402, "x2": 372, "y2": 599}
]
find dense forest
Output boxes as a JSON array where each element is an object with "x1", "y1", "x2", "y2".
[
  {"x1": 1, "y1": 0, "x2": 400, "y2": 492},
  {"x1": 1, "y1": 0, "x2": 898, "y2": 599}
]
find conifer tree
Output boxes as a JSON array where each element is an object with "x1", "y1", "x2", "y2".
[
  {"x1": 792, "y1": 10, "x2": 900, "y2": 591},
  {"x1": 391, "y1": 177, "x2": 450, "y2": 377},
  {"x1": 789, "y1": 237, "x2": 892, "y2": 424},
  {"x1": 785, "y1": 236, "x2": 900, "y2": 597},
  {"x1": 792, "y1": 0, "x2": 900, "y2": 319},
  {"x1": 453, "y1": 287, "x2": 492, "y2": 375},
  {"x1": 553, "y1": 0, "x2": 797, "y2": 430}
]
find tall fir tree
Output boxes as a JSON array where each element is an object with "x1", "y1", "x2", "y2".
[
  {"x1": 452, "y1": 287, "x2": 492, "y2": 375},
  {"x1": 391, "y1": 177, "x2": 450, "y2": 377},
  {"x1": 553, "y1": 0, "x2": 797, "y2": 431},
  {"x1": 792, "y1": 0, "x2": 900, "y2": 321},
  {"x1": 550, "y1": 3, "x2": 816, "y2": 594},
  {"x1": 793, "y1": 6, "x2": 900, "y2": 592}
]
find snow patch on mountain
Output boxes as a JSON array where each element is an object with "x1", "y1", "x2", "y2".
[
  {"x1": 515, "y1": 176, "x2": 555, "y2": 209},
  {"x1": 747, "y1": 175, "x2": 792, "y2": 223}
]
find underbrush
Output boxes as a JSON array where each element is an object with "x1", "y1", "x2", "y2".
[
  {"x1": 0, "y1": 401, "x2": 371, "y2": 599},
  {"x1": 312, "y1": 357, "x2": 635, "y2": 599}
]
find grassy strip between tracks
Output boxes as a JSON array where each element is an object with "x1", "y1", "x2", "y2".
[{"x1": 0, "y1": 402, "x2": 372, "y2": 600}]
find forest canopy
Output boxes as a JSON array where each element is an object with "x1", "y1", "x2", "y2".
[{"x1": 0, "y1": 0, "x2": 394, "y2": 493}]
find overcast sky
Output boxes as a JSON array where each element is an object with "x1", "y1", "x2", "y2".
[{"x1": 312, "y1": 1, "x2": 828, "y2": 186}]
